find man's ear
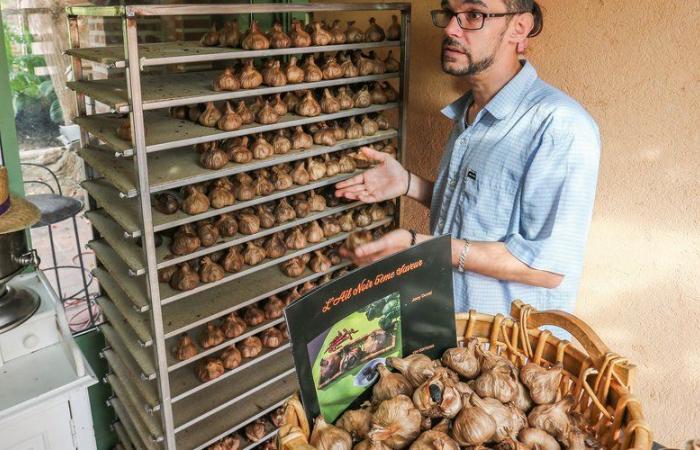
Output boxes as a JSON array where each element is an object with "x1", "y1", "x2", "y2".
[{"x1": 510, "y1": 13, "x2": 535, "y2": 52}]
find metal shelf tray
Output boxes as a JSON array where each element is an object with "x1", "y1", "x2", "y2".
[
  {"x1": 108, "y1": 374, "x2": 163, "y2": 440},
  {"x1": 91, "y1": 245, "x2": 149, "y2": 312},
  {"x1": 79, "y1": 129, "x2": 397, "y2": 197},
  {"x1": 175, "y1": 372, "x2": 297, "y2": 450},
  {"x1": 84, "y1": 169, "x2": 368, "y2": 237},
  {"x1": 172, "y1": 351, "x2": 294, "y2": 433},
  {"x1": 75, "y1": 103, "x2": 398, "y2": 155},
  {"x1": 65, "y1": 40, "x2": 400, "y2": 69},
  {"x1": 104, "y1": 348, "x2": 159, "y2": 412},
  {"x1": 161, "y1": 261, "x2": 350, "y2": 339},
  {"x1": 69, "y1": 71, "x2": 398, "y2": 113},
  {"x1": 112, "y1": 421, "x2": 135, "y2": 450},
  {"x1": 96, "y1": 269, "x2": 152, "y2": 345},
  {"x1": 101, "y1": 322, "x2": 156, "y2": 380},
  {"x1": 110, "y1": 397, "x2": 162, "y2": 450}
]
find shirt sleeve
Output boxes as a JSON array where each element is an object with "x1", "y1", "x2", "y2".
[{"x1": 505, "y1": 109, "x2": 601, "y2": 276}]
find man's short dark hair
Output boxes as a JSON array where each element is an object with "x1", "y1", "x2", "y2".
[{"x1": 505, "y1": 0, "x2": 543, "y2": 37}]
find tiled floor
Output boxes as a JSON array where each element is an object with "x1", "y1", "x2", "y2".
[{"x1": 30, "y1": 212, "x2": 103, "y2": 332}]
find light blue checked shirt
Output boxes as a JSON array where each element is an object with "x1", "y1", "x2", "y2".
[{"x1": 430, "y1": 61, "x2": 600, "y2": 316}]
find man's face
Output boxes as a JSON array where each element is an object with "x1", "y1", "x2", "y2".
[{"x1": 440, "y1": 0, "x2": 513, "y2": 76}]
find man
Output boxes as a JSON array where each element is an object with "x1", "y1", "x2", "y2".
[{"x1": 336, "y1": 0, "x2": 601, "y2": 316}]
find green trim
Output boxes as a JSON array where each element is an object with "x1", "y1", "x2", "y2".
[{"x1": 0, "y1": 15, "x2": 24, "y2": 195}]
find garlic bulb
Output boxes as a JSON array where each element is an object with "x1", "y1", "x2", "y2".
[
  {"x1": 199, "y1": 101, "x2": 222, "y2": 127},
  {"x1": 196, "y1": 357, "x2": 225, "y2": 382},
  {"x1": 311, "y1": 22, "x2": 333, "y2": 46},
  {"x1": 256, "y1": 100, "x2": 280, "y2": 125},
  {"x1": 314, "y1": 123, "x2": 337, "y2": 146},
  {"x1": 341, "y1": 57, "x2": 360, "y2": 78},
  {"x1": 309, "y1": 190, "x2": 327, "y2": 211},
  {"x1": 518, "y1": 428, "x2": 561, "y2": 450},
  {"x1": 284, "y1": 57, "x2": 305, "y2": 85},
  {"x1": 261, "y1": 327, "x2": 285, "y2": 348},
  {"x1": 353, "y1": 207, "x2": 373, "y2": 227},
  {"x1": 324, "y1": 154, "x2": 341, "y2": 177},
  {"x1": 213, "y1": 67, "x2": 240, "y2": 92},
  {"x1": 413, "y1": 372, "x2": 463, "y2": 419},
  {"x1": 264, "y1": 60, "x2": 288, "y2": 87},
  {"x1": 320, "y1": 88, "x2": 342, "y2": 114},
  {"x1": 336, "y1": 406, "x2": 371, "y2": 442},
  {"x1": 281, "y1": 256, "x2": 306, "y2": 277},
  {"x1": 474, "y1": 361, "x2": 519, "y2": 403},
  {"x1": 285, "y1": 228, "x2": 308, "y2": 250},
  {"x1": 409, "y1": 430, "x2": 459, "y2": 450},
  {"x1": 353, "y1": 86, "x2": 372, "y2": 108},
  {"x1": 329, "y1": 20, "x2": 347, "y2": 45},
  {"x1": 376, "y1": 114, "x2": 391, "y2": 130},
  {"x1": 451, "y1": 394, "x2": 497, "y2": 446},
  {"x1": 226, "y1": 142, "x2": 252, "y2": 165},
  {"x1": 253, "y1": 172, "x2": 275, "y2": 196},
  {"x1": 235, "y1": 101, "x2": 255, "y2": 125},
  {"x1": 263, "y1": 232, "x2": 287, "y2": 259},
  {"x1": 208, "y1": 184, "x2": 236, "y2": 210},
  {"x1": 272, "y1": 166, "x2": 294, "y2": 190},
  {"x1": 200, "y1": 24, "x2": 220, "y2": 46},
  {"x1": 383, "y1": 83, "x2": 399, "y2": 102},
  {"x1": 292, "y1": 161, "x2": 311, "y2": 185},
  {"x1": 304, "y1": 56, "x2": 324, "y2": 82},
  {"x1": 387, "y1": 354, "x2": 439, "y2": 388},
  {"x1": 183, "y1": 186, "x2": 210, "y2": 215},
  {"x1": 222, "y1": 246, "x2": 245, "y2": 273},
  {"x1": 365, "y1": 18, "x2": 386, "y2": 42},
  {"x1": 272, "y1": 94, "x2": 289, "y2": 116},
  {"x1": 307, "y1": 157, "x2": 327, "y2": 181},
  {"x1": 373, "y1": 363, "x2": 413, "y2": 403},
  {"x1": 201, "y1": 323, "x2": 225, "y2": 348},
  {"x1": 355, "y1": 440, "x2": 392, "y2": 450},
  {"x1": 292, "y1": 126, "x2": 313, "y2": 149},
  {"x1": 170, "y1": 226, "x2": 200, "y2": 255},
  {"x1": 158, "y1": 264, "x2": 177, "y2": 283},
  {"x1": 240, "y1": 60, "x2": 263, "y2": 89},
  {"x1": 221, "y1": 345, "x2": 242, "y2": 370},
  {"x1": 252, "y1": 134, "x2": 274, "y2": 160},
  {"x1": 370, "y1": 51, "x2": 387, "y2": 74},
  {"x1": 327, "y1": 122, "x2": 345, "y2": 142},
  {"x1": 264, "y1": 294, "x2": 286, "y2": 319},
  {"x1": 174, "y1": 334, "x2": 198, "y2": 361},
  {"x1": 256, "y1": 205, "x2": 276, "y2": 229},
  {"x1": 338, "y1": 154, "x2": 357, "y2": 174},
  {"x1": 520, "y1": 362, "x2": 563, "y2": 405},
  {"x1": 346, "y1": 21, "x2": 365, "y2": 43},
  {"x1": 311, "y1": 416, "x2": 353, "y2": 450},
  {"x1": 170, "y1": 105, "x2": 188, "y2": 120},
  {"x1": 339, "y1": 211, "x2": 355, "y2": 231},
  {"x1": 221, "y1": 312, "x2": 247, "y2": 338},
  {"x1": 238, "y1": 212, "x2": 261, "y2": 235},
  {"x1": 361, "y1": 115, "x2": 379, "y2": 136},
  {"x1": 198, "y1": 221, "x2": 221, "y2": 246},
  {"x1": 275, "y1": 198, "x2": 297, "y2": 223},
  {"x1": 214, "y1": 213, "x2": 238, "y2": 238},
  {"x1": 368, "y1": 395, "x2": 422, "y2": 449},
  {"x1": 243, "y1": 305, "x2": 266, "y2": 326},
  {"x1": 356, "y1": 54, "x2": 376, "y2": 77},
  {"x1": 234, "y1": 179, "x2": 255, "y2": 202},
  {"x1": 299, "y1": 280, "x2": 316, "y2": 294},
  {"x1": 238, "y1": 335, "x2": 264, "y2": 359},
  {"x1": 244, "y1": 241, "x2": 267, "y2": 266},
  {"x1": 242, "y1": 21, "x2": 270, "y2": 50},
  {"x1": 527, "y1": 396, "x2": 574, "y2": 441},
  {"x1": 387, "y1": 16, "x2": 401, "y2": 40},
  {"x1": 188, "y1": 104, "x2": 203, "y2": 122},
  {"x1": 296, "y1": 91, "x2": 322, "y2": 117},
  {"x1": 292, "y1": 197, "x2": 311, "y2": 219},
  {"x1": 371, "y1": 83, "x2": 389, "y2": 104},
  {"x1": 270, "y1": 22, "x2": 292, "y2": 49},
  {"x1": 385, "y1": 50, "x2": 400, "y2": 72},
  {"x1": 470, "y1": 395, "x2": 527, "y2": 442},
  {"x1": 245, "y1": 419, "x2": 268, "y2": 442},
  {"x1": 322, "y1": 57, "x2": 343, "y2": 80},
  {"x1": 350, "y1": 151, "x2": 373, "y2": 169},
  {"x1": 291, "y1": 21, "x2": 312, "y2": 47},
  {"x1": 217, "y1": 101, "x2": 243, "y2": 131},
  {"x1": 305, "y1": 221, "x2": 325, "y2": 243},
  {"x1": 442, "y1": 339, "x2": 481, "y2": 379},
  {"x1": 220, "y1": 19, "x2": 242, "y2": 47},
  {"x1": 201, "y1": 143, "x2": 229, "y2": 170}
]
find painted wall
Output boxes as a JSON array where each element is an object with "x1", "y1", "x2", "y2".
[{"x1": 315, "y1": 0, "x2": 700, "y2": 445}]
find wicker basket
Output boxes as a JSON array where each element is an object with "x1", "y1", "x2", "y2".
[{"x1": 280, "y1": 301, "x2": 653, "y2": 450}]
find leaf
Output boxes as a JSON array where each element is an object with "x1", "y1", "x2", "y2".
[
  {"x1": 49, "y1": 99, "x2": 64, "y2": 124},
  {"x1": 39, "y1": 79, "x2": 55, "y2": 97}
]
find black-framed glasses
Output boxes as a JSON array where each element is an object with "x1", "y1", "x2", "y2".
[{"x1": 431, "y1": 9, "x2": 525, "y2": 30}]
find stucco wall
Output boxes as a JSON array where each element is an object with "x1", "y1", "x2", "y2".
[{"x1": 316, "y1": 0, "x2": 700, "y2": 445}]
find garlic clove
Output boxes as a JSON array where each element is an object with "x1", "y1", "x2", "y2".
[{"x1": 520, "y1": 362, "x2": 563, "y2": 405}]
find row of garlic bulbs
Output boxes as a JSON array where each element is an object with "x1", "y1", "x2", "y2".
[
  {"x1": 154, "y1": 142, "x2": 394, "y2": 217},
  {"x1": 170, "y1": 83, "x2": 397, "y2": 136},
  {"x1": 201, "y1": 17, "x2": 401, "y2": 49},
  {"x1": 207, "y1": 405, "x2": 290, "y2": 450},
  {"x1": 196, "y1": 116, "x2": 394, "y2": 171},
  {"x1": 281, "y1": 340, "x2": 598, "y2": 450},
  {"x1": 212, "y1": 52, "x2": 400, "y2": 92}
]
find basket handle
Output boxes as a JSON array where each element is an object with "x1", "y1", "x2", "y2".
[{"x1": 510, "y1": 300, "x2": 635, "y2": 387}]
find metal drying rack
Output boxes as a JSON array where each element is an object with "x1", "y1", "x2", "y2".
[{"x1": 65, "y1": 2, "x2": 411, "y2": 449}]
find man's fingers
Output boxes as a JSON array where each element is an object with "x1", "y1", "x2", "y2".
[
  {"x1": 355, "y1": 240, "x2": 386, "y2": 259},
  {"x1": 335, "y1": 173, "x2": 365, "y2": 190},
  {"x1": 360, "y1": 146, "x2": 389, "y2": 163},
  {"x1": 335, "y1": 184, "x2": 367, "y2": 196}
]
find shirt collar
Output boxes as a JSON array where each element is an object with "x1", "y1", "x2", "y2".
[{"x1": 440, "y1": 60, "x2": 538, "y2": 121}]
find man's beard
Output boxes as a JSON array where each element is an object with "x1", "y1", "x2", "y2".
[{"x1": 441, "y1": 33, "x2": 503, "y2": 76}]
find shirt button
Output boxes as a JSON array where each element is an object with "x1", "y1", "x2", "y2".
[{"x1": 449, "y1": 178, "x2": 457, "y2": 188}]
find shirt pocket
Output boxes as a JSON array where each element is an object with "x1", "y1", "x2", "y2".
[{"x1": 458, "y1": 170, "x2": 519, "y2": 239}]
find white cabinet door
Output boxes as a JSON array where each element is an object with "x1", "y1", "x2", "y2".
[{"x1": 0, "y1": 400, "x2": 75, "y2": 450}]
